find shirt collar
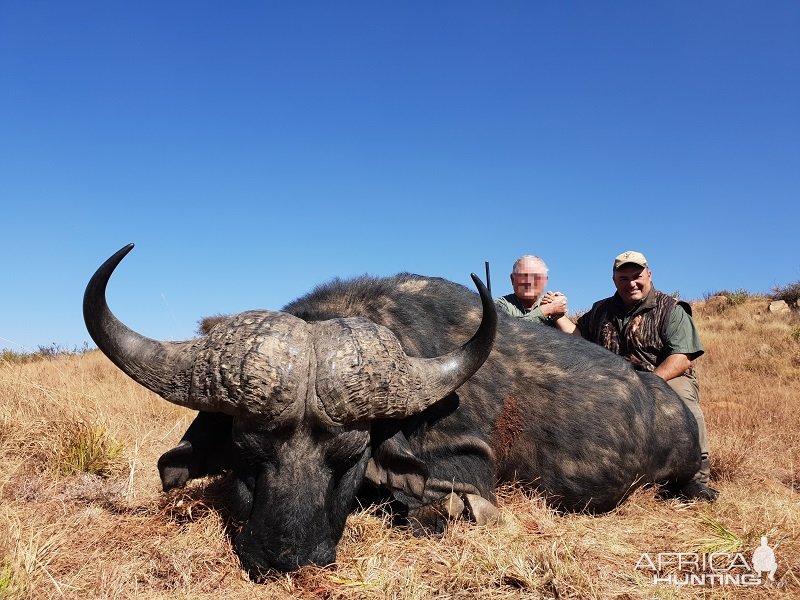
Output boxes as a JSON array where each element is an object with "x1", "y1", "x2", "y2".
[{"x1": 612, "y1": 288, "x2": 657, "y2": 317}]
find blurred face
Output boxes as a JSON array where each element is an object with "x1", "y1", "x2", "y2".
[
  {"x1": 511, "y1": 259, "x2": 548, "y2": 307},
  {"x1": 613, "y1": 264, "x2": 652, "y2": 309}
]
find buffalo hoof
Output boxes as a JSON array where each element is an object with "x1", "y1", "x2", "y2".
[
  {"x1": 679, "y1": 481, "x2": 720, "y2": 502},
  {"x1": 407, "y1": 492, "x2": 499, "y2": 535},
  {"x1": 407, "y1": 494, "x2": 460, "y2": 536},
  {"x1": 442, "y1": 492, "x2": 466, "y2": 518},
  {"x1": 463, "y1": 493, "x2": 500, "y2": 525}
]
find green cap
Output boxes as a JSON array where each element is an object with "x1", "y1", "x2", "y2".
[{"x1": 613, "y1": 250, "x2": 648, "y2": 271}]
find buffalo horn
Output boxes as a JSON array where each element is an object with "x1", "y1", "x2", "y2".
[
  {"x1": 83, "y1": 244, "x2": 207, "y2": 411},
  {"x1": 406, "y1": 273, "x2": 497, "y2": 409},
  {"x1": 316, "y1": 273, "x2": 497, "y2": 422}
]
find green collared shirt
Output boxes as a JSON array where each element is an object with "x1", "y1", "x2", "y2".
[{"x1": 495, "y1": 294, "x2": 556, "y2": 326}]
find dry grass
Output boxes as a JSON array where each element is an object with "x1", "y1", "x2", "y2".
[{"x1": 1, "y1": 297, "x2": 799, "y2": 598}]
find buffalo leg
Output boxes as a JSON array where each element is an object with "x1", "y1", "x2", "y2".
[{"x1": 157, "y1": 411, "x2": 234, "y2": 491}]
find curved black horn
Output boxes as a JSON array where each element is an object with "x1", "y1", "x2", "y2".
[
  {"x1": 83, "y1": 244, "x2": 201, "y2": 408},
  {"x1": 406, "y1": 273, "x2": 496, "y2": 407}
]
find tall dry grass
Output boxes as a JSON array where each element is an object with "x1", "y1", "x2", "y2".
[{"x1": 1, "y1": 296, "x2": 798, "y2": 599}]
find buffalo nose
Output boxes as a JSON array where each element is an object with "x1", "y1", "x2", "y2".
[
  {"x1": 307, "y1": 540, "x2": 337, "y2": 567},
  {"x1": 235, "y1": 533, "x2": 336, "y2": 575}
]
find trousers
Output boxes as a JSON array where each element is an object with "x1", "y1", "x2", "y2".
[{"x1": 667, "y1": 373, "x2": 711, "y2": 484}]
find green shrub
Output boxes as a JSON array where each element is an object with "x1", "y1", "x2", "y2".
[
  {"x1": 792, "y1": 328, "x2": 800, "y2": 342},
  {"x1": 771, "y1": 281, "x2": 800, "y2": 307},
  {"x1": 56, "y1": 422, "x2": 124, "y2": 478},
  {"x1": 726, "y1": 289, "x2": 750, "y2": 306}
]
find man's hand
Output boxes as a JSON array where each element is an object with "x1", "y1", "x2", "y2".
[{"x1": 540, "y1": 291, "x2": 567, "y2": 319}]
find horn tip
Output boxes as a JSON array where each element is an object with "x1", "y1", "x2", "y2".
[
  {"x1": 111, "y1": 243, "x2": 136, "y2": 262},
  {"x1": 470, "y1": 273, "x2": 487, "y2": 292}
]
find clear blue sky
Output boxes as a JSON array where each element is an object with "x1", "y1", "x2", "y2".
[{"x1": 1, "y1": 1, "x2": 798, "y2": 351}]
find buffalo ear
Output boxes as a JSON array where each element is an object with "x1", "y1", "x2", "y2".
[
  {"x1": 157, "y1": 411, "x2": 234, "y2": 492},
  {"x1": 365, "y1": 428, "x2": 429, "y2": 500}
]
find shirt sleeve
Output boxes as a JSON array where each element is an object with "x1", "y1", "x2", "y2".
[
  {"x1": 522, "y1": 305, "x2": 549, "y2": 324},
  {"x1": 495, "y1": 297, "x2": 513, "y2": 316},
  {"x1": 664, "y1": 305, "x2": 704, "y2": 360}
]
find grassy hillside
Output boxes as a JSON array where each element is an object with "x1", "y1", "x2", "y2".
[{"x1": 1, "y1": 295, "x2": 798, "y2": 599}]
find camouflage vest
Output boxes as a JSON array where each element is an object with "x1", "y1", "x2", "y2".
[{"x1": 580, "y1": 289, "x2": 694, "y2": 375}]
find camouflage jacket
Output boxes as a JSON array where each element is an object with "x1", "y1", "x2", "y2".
[{"x1": 576, "y1": 289, "x2": 702, "y2": 375}]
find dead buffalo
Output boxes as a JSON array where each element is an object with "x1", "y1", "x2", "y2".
[{"x1": 83, "y1": 244, "x2": 701, "y2": 576}]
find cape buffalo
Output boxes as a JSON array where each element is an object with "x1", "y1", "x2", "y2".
[{"x1": 83, "y1": 245, "x2": 703, "y2": 576}]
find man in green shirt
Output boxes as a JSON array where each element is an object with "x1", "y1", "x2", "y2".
[
  {"x1": 555, "y1": 251, "x2": 717, "y2": 500},
  {"x1": 495, "y1": 255, "x2": 572, "y2": 328}
]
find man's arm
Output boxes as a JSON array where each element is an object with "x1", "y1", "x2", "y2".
[
  {"x1": 542, "y1": 292, "x2": 580, "y2": 334},
  {"x1": 541, "y1": 291, "x2": 578, "y2": 332},
  {"x1": 554, "y1": 317, "x2": 579, "y2": 335},
  {"x1": 653, "y1": 353, "x2": 692, "y2": 381},
  {"x1": 654, "y1": 303, "x2": 703, "y2": 380}
]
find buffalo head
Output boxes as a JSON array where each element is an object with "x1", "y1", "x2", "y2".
[{"x1": 83, "y1": 244, "x2": 496, "y2": 574}]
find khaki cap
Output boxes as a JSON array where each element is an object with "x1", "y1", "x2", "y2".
[{"x1": 613, "y1": 250, "x2": 648, "y2": 271}]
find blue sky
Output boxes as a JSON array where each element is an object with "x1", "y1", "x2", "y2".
[{"x1": 1, "y1": 1, "x2": 798, "y2": 351}]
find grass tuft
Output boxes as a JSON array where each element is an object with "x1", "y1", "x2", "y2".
[
  {"x1": 0, "y1": 561, "x2": 13, "y2": 594},
  {"x1": 196, "y1": 314, "x2": 231, "y2": 336},
  {"x1": 697, "y1": 514, "x2": 743, "y2": 553},
  {"x1": 54, "y1": 421, "x2": 124, "y2": 478}
]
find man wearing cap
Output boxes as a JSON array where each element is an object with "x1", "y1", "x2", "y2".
[
  {"x1": 555, "y1": 251, "x2": 717, "y2": 500},
  {"x1": 496, "y1": 255, "x2": 572, "y2": 328}
]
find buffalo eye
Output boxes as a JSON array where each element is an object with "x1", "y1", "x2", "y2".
[{"x1": 324, "y1": 433, "x2": 368, "y2": 480}]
